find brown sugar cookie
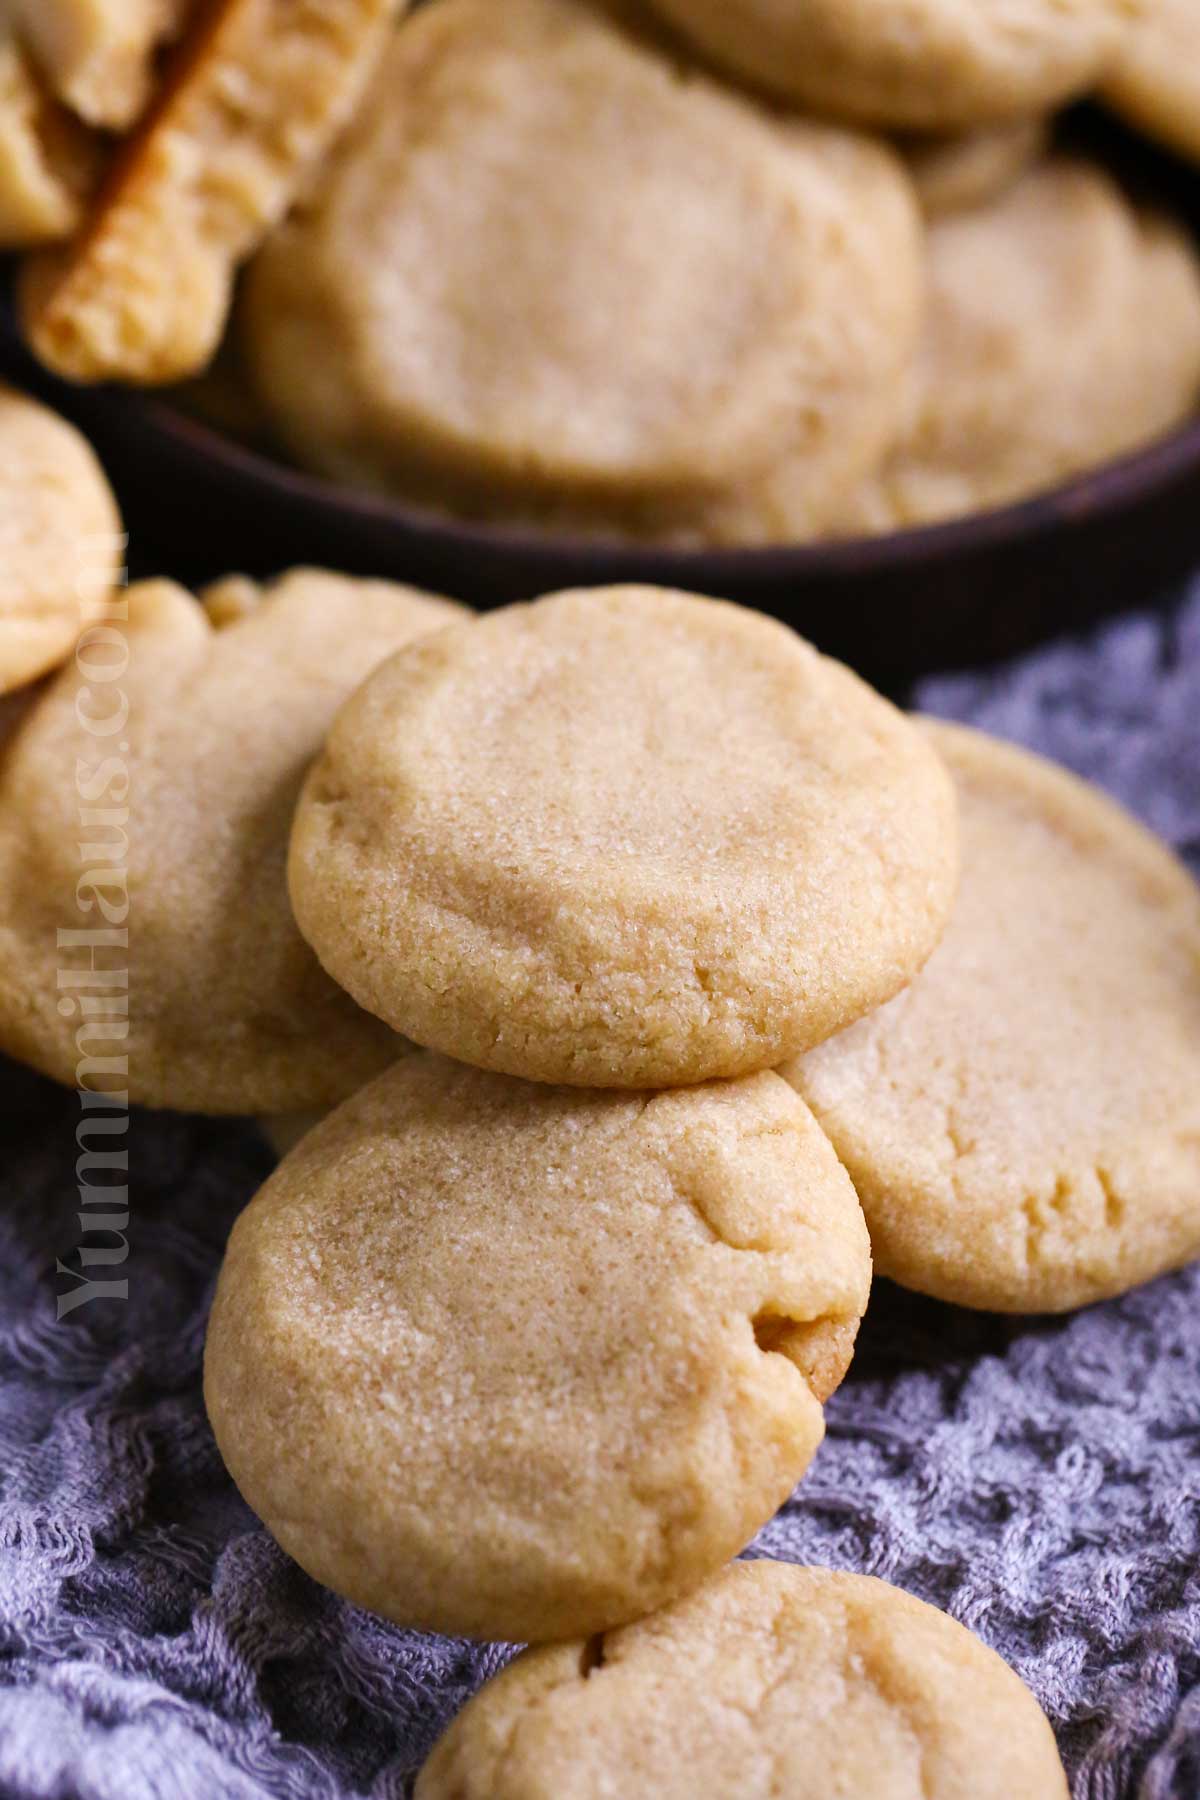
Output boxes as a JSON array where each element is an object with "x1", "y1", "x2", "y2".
[
  {"x1": 19, "y1": 0, "x2": 399, "y2": 385},
  {"x1": 644, "y1": 0, "x2": 1138, "y2": 130},
  {"x1": 1103, "y1": 0, "x2": 1200, "y2": 165},
  {"x1": 784, "y1": 721, "x2": 1200, "y2": 1314},
  {"x1": 839, "y1": 158, "x2": 1200, "y2": 532},
  {"x1": 288, "y1": 586, "x2": 959, "y2": 1089},
  {"x1": 10, "y1": 0, "x2": 194, "y2": 131},
  {"x1": 205, "y1": 1058, "x2": 872, "y2": 1642},
  {"x1": 239, "y1": 0, "x2": 924, "y2": 547},
  {"x1": 0, "y1": 568, "x2": 464, "y2": 1112},
  {"x1": 901, "y1": 117, "x2": 1049, "y2": 217},
  {"x1": 0, "y1": 384, "x2": 121, "y2": 695},
  {"x1": 417, "y1": 1563, "x2": 1068, "y2": 1797},
  {"x1": 0, "y1": 38, "x2": 102, "y2": 247}
]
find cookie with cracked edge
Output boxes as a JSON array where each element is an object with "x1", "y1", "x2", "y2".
[
  {"x1": 416, "y1": 1561, "x2": 1068, "y2": 1798},
  {"x1": 644, "y1": 0, "x2": 1139, "y2": 130},
  {"x1": 784, "y1": 719, "x2": 1200, "y2": 1313},
  {"x1": 288, "y1": 586, "x2": 960, "y2": 1089},
  {"x1": 19, "y1": 0, "x2": 400, "y2": 385},
  {"x1": 204, "y1": 1056, "x2": 872, "y2": 1642},
  {"x1": 0, "y1": 567, "x2": 463, "y2": 1113}
]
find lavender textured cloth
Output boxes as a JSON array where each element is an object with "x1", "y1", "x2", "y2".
[{"x1": 2, "y1": 583, "x2": 1199, "y2": 1800}]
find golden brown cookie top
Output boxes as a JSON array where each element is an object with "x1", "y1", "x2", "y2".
[
  {"x1": 205, "y1": 1058, "x2": 872, "y2": 1642},
  {"x1": 0, "y1": 567, "x2": 463, "y2": 1112},
  {"x1": 289, "y1": 586, "x2": 959, "y2": 1088},
  {"x1": 240, "y1": 0, "x2": 923, "y2": 546},
  {"x1": 417, "y1": 1561, "x2": 1068, "y2": 1798},
  {"x1": 786, "y1": 720, "x2": 1200, "y2": 1312}
]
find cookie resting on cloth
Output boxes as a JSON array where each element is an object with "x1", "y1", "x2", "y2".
[
  {"x1": 416, "y1": 1561, "x2": 1068, "y2": 1799},
  {"x1": 0, "y1": 568, "x2": 462, "y2": 1113},
  {"x1": 205, "y1": 1056, "x2": 872, "y2": 1643},
  {"x1": 239, "y1": 0, "x2": 923, "y2": 547},
  {"x1": 288, "y1": 586, "x2": 959, "y2": 1088},
  {"x1": 784, "y1": 720, "x2": 1200, "y2": 1313}
]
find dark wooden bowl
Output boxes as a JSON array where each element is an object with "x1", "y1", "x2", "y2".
[{"x1": 4, "y1": 111, "x2": 1198, "y2": 684}]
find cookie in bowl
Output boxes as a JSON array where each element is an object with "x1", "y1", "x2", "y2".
[
  {"x1": 19, "y1": 0, "x2": 400, "y2": 385},
  {"x1": 205, "y1": 1056, "x2": 872, "y2": 1642},
  {"x1": 0, "y1": 568, "x2": 463, "y2": 1112},
  {"x1": 288, "y1": 586, "x2": 959, "y2": 1088},
  {"x1": 239, "y1": 0, "x2": 924, "y2": 547},
  {"x1": 839, "y1": 157, "x2": 1200, "y2": 531},
  {"x1": 643, "y1": 0, "x2": 1138, "y2": 130}
]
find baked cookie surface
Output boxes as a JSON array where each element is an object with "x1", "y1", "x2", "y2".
[
  {"x1": 901, "y1": 117, "x2": 1049, "y2": 218},
  {"x1": 416, "y1": 1560, "x2": 1068, "y2": 1798},
  {"x1": 10, "y1": 0, "x2": 193, "y2": 129},
  {"x1": 240, "y1": 0, "x2": 923, "y2": 546},
  {"x1": 1103, "y1": 0, "x2": 1200, "y2": 164},
  {"x1": 0, "y1": 384, "x2": 121, "y2": 694},
  {"x1": 785, "y1": 721, "x2": 1200, "y2": 1313},
  {"x1": 205, "y1": 1059, "x2": 872, "y2": 1642},
  {"x1": 0, "y1": 568, "x2": 462, "y2": 1112},
  {"x1": 840, "y1": 159, "x2": 1200, "y2": 532},
  {"x1": 0, "y1": 38, "x2": 101, "y2": 246},
  {"x1": 289, "y1": 586, "x2": 959, "y2": 1088},
  {"x1": 645, "y1": 0, "x2": 1138, "y2": 129},
  {"x1": 19, "y1": 0, "x2": 398, "y2": 384}
]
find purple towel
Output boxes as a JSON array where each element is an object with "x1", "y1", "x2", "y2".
[{"x1": 1, "y1": 584, "x2": 1199, "y2": 1799}]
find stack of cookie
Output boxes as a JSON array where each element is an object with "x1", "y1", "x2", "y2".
[
  {"x1": 13, "y1": 0, "x2": 1200, "y2": 545},
  {"x1": 4, "y1": 559, "x2": 1199, "y2": 1788}
]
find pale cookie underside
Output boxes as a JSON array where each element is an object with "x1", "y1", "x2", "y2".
[
  {"x1": 416, "y1": 1562, "x2": 1068, "y2": 1799},
  {"x1": 240, "y1": 0, "x2": 923, "y2": 546},
  {"x1": 288, "y1": 586, "x2": 959, "y2": 1088},
  {"x1": 205, "y1": 1063, "x2": 872, "y2": 1643},
  {"x1": 19, "y1": 0, "x2": 399, "y2": 385},
  {"x1": 644, "y1": 0, "x2": 1137, "y2": 129},
  {"x1": 786, "y1": 720, "x2": 1200, "y2": 1312}
]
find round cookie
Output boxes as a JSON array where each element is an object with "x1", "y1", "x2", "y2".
[
  {"x1": 784, "y1": 720, "x2": 1200, "y2": 1314},
  {"x1": 0, "y1": 567, "x2": 464, "y2": 1112},
  {"x1": 839, "y1": 159, "x2": 1200, "y2": 533},
  {"x1": 416, "y1": 1561, "x2": 1068, "y2": 1798},
  {"x1": 644, "y1": 0, "x2": 1137, "y2": 130},
  {"x1": 204, "y1": 1058, "x2": 872, "y2": 1642},
  {"x1": 0, "y1": 384, "x2": 121, "y2": 695},
  {"x1": 288, "y1": 586, "x2": 959, "y2": 1089},
  {"x1": 901, "y1": 118, "x2": 1049, "y2": 218},
  {"x1": 1103, "y1": 0, "x2": 1200, "y2": 166},
  {"x1": 240, "y1": 0, "x2": 924, "y2": 547}
]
